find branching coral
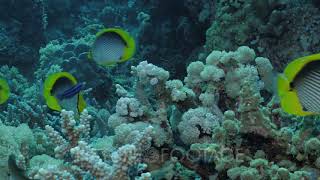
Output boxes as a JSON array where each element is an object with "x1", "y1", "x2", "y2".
[
  {"x1": 31, "y1": 109, "x2": 153, "y2": 179},
  {"x1": 0, "y1": 66, "x2": 51, "y2": 128}
]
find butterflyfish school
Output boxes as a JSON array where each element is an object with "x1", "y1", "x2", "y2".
[
  {"x1": 278, "y1": 53, "x2": 320, "y2": 116},
  {"x1": 43, "y1": 72, "x2": 86, "y2": 113},
  {"x1": 0, "y1": 78, "x2": 10, "y2": 104},
  {"x1": 88, "y1": 28, "x2": 136, "y2": 66}
]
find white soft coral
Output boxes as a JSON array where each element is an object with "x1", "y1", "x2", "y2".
[
  {"x1": 116, "y1": 97, "x2": 144, "y2": 118},
  {"x1": 178, "y1": 107, "x2": 220, "y2": 145},
  {"x1": 165, "y1": 80, "x2": 195, "y2": 102},
  {"x1": 131, "y1": 61, "x2": 169, "y2": 86}
]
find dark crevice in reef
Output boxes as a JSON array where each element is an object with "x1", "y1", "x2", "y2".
[
  {"x1": 241, "y1": 133, "x2": 307, "y2": 168},
  {"x1": 241, "y1": 133, "x2": 284, "y2": 159},
  {"x1": 196, "y1": 124, "x2": 212, "y2": 139},
  {"x1": 0, "y1": 0, "x2": 44, "y2": 76},
  {"x1": 179, "y1": 157, "x2": 214, "y2": 180}
]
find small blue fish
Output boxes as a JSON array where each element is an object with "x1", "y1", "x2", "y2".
[{"x1": 57, "y1": 83, "x2": 83, "y2": 100}]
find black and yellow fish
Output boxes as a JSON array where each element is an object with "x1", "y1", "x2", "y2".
[
  {"x1": 88, "y1": 28, "x2": 136, "y2": 66},
  {"x1": 278, "y1": 54, "x2": 320, "y2": 116},
  {"x1": 43, "y1": 72, "x2": 86, "y2": 113}
]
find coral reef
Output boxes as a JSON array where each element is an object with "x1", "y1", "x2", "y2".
[
  {"x1": 1, "y1": 0, "x2": 320, "y2": 179},
  {"x1": 204, "y1": 0, "x2": 320, "y2": 70},
  {"x1": 35, "y1": 35, "x2": 113, "y2": 104},
  {"x1": 1, "y1": 0, "x2": 211, "y2": 80},
  {"x1": 28, "y1": 110, "x2": 153, "y2": 179},
  {"x1": 0, "y1": 46, "x2": 317, "y2": 179},
  {"x1": 0, "y1": 66, "x2": 50, "y2": 128},
  {"x1": 103, "y1": 47, "x2": 316, "y2": 178}
]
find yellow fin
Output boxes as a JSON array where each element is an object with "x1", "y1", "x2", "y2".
[
  {"x1": 77, "y1": 93, "x2": 86, "y2": 113},
  {"x1": 114, "y1": 29, "x2": 136, "y2": 62},
  {"x1": 284, "y1": 53, "x2": 320, "y2": 82},
  {"x1": 277, "y1": 71, "x2": 315, "y2": 116},
  {"x1": 0, "y1": 78, "x2": 10, "y2": 104}
]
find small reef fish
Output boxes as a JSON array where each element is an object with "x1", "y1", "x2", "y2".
[
  {"x1": 0, "y1": 78, "x2": 10, "y2": 104},
  {"x1": 7, "y1": 154, "x2": 30, "y2": 180},
  {"x1": 278, "y1": 53, "x2": 320, "y2": 116},
  {"x1": 88, "y1": 28, "x2": 136, "y2": 66},
  {"x1": 43, "y1": 72, "x2": 86, "y2": 113},
  {"x1": 57, "y1": 82, "x2": 84, "y2": 100}
]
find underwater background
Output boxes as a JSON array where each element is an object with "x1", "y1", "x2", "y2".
[{"x1": 0, "y1": 0, "x2": 320, "y2": 179}]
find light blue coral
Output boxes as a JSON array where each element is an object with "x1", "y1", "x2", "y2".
[
  {"x1": 0, "y1": 46, "x2": 314, "y2": 179},
  {"x1": 32, "y1": 109, "x2": 153, "y2": 179}
]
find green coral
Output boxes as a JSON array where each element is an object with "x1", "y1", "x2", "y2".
[
  {"x1": 0, "y1": 124, "x2": 36, "y2": 177},
  {"x1": 227, "y1": 166, "x2": 260, "y2": 180},
  {"x1": 304, "y1": 137, "x2": 320, "y2": 156},
  {"x1": 0, "y1": 66, "x2": 29, "y2": 95},
  {"x1": 227, "y1": 158, "x2": 310, "y2": 180}
]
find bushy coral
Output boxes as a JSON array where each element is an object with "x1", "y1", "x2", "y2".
[
  {"x1": 165, "y1": 80, "x2": 195, "y2": 102},
  {"x1": 115, "y1": 97, "x2": 144, "y2": 118},
  {"x1": 0, "y1": 124, "x2": 36, "y2": 178},
  {"x1": 29, "y1": 110, "x2": 154, "y2": 179},
  {"x1": 178, "y1": 107, "x2": 220, "y2": 145},
  {"x1": 0, "y1": 66, "x2": 51, "y2": 128}
]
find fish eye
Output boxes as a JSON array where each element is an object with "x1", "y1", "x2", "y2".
[
  {"x1": 302, "y1": 106, "x2": 308, "y2": 111},
  {"x1": 289, "y1": 82, "x2": 294, "y2": 91}
]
